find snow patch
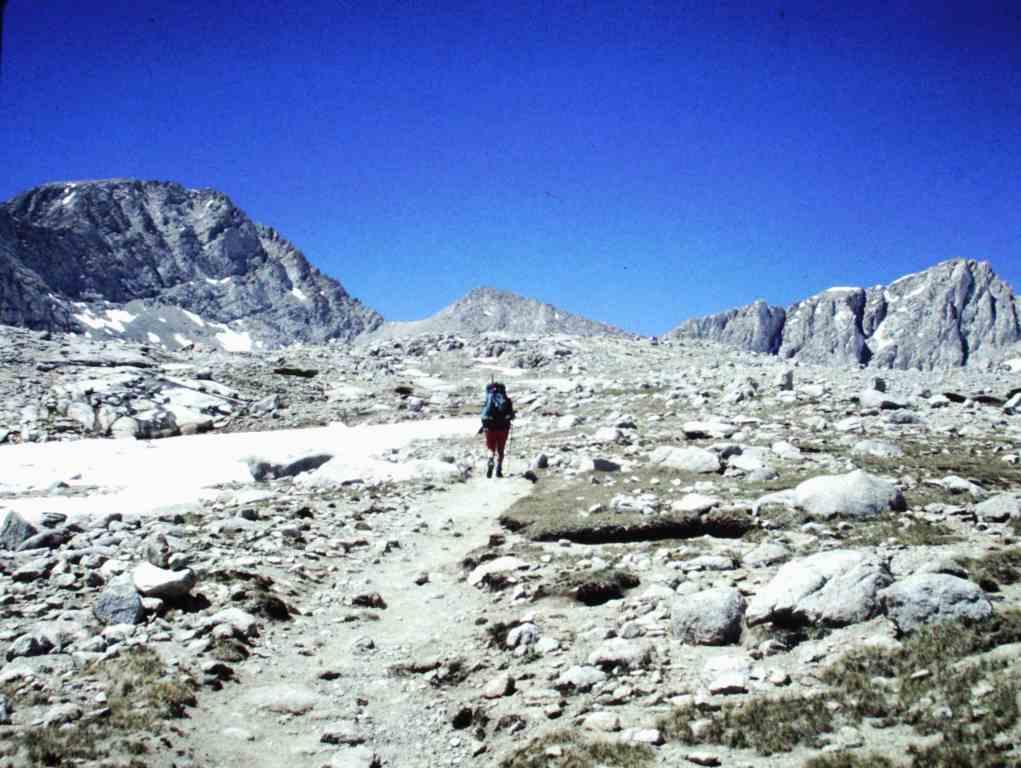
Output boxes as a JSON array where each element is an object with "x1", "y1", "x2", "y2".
[
  {"x1": 173, "y1": 334, "x2": 193, "y2": 347},
  {"x1": 182, "y1": 309, "x2": 206, "y2": 327},
  {"x1": 205, "y1": 277, "x2": 232, "y2": 286},
  {"x1": 215, "y1": 328, "x2": 254, "y2": 353},
  {"x1": 889, "y1": 270, "x2": 923, "y2": 287},
  {"x1": 0, "y1": 418, "x2": 479, "y2": 523},
  {"x1": 823, "y1": 286, "x2": 861, "y2": 294},
  {"x1": 291, "y1": 287, "x2": 308, "y2": 302},
  {"x1": 74, "y1": 308, "x2": 137, "y2": 333},
  {"x1": 146, "y1": 332, "x2": 161, "y2": 344}
]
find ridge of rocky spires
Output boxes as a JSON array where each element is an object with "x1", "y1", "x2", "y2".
[
  {"x1": 669, "y1": 259, "x2": 1021, "y2": 369},
  {"x1": 363, "y1": 285, "x2": 629, "y2": 341},
  {"x1": 0, "y1": 179, "x2": 383, "y2": 350}
]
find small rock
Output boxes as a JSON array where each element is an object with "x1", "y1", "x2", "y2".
[{"x1": 482, "y1": 672, "x2": 516, "y2": 699}]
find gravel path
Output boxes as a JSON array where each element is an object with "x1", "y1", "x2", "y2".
[{"x1": 178, "y1": 476, "x2": 532, "y2": 768}]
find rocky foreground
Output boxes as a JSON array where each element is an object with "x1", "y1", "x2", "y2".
[{"x1": 1, "y1": 328, "x2": 1020, "y2": 768}]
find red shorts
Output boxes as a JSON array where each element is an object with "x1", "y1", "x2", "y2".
[{"x1": 485, "y1": 428, "x2": 509, "y2": 454}]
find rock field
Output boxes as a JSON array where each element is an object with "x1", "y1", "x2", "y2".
[{"x1": 1, "y1": 325, "x2": 1021, "y2": 768}]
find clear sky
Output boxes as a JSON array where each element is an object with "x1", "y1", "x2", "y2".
[{"x1": 2, "y1": 1, "x2": 1019, "y2": 336}]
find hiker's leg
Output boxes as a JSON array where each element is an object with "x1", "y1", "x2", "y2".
[
  {"x1": 485, "y1": 429, "x2": 497, "y2": 478},
  {"x1": 495, "y1": 430, "x2": 508, "y2": 477}
]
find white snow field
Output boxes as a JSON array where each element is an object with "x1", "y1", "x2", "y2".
[{"x1": 0, "y1": 417, "x2": 479, "y2": 525}]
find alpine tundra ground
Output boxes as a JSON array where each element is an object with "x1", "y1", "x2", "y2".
[{"x1": 1, "y1": 327, "x2": 1020, "y2": 767}]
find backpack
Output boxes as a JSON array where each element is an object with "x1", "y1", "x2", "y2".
[{"x1": 481, "y1": 383, "x2": 513, "y2": 424}]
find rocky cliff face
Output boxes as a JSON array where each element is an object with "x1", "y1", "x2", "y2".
[
  {"x1": 365, "y1": 286, "x2": 627, "y2": 340},
  {"x1": 670, "y1": 259, "x2": 1021, "y2": 369},
  {"x1": 670, "y1": 299, "x2": 785, "y2": 354},
  {"x1": 0, "y1": 180, "x2": 382, "y2": 350}
]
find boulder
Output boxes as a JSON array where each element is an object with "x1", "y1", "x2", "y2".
[
  {"x1": 671, "y1": 493, "x2": 720, "y2": 513},
  {"x1": 727, "y1": 447, "x2": 773, "y2": 473},
  {"x1": 555, "y1": 665, "x2": 607, "y2": 692},
  {"x1": 246, "y1": 452, "x2": 334, "y2": 482},
  {"x1": 794, "y1": 470, "x2": 905, "y2": 519},
  {"x1": 94, "y1": 574, "x2": 146, "y2": 625},
  {"x1": 747, "y1": 550, "x2": 892, "y2": 628},
  {"x1": 649, "y1": 446, "x2": 721, "y2": 473},
  {"x1": 880, "y1": 574, "x2": 993, "y2": 634},
  {"x1": 132, "y1": 562, "x2": 196, "y2": 600},
  {"x1": 682, "y1": 421, "x2": 737, "y2": 439},
  {"x1": 587, "y1": 638, "x2": 650, "y2": 669},
  {"x1": 670, "y1": 587, "x2": 746, "y2": 645},
  {"x1": 859, "y1": 389, "x2": 907, "y2": 410},
  {"x1": 0, "y1": 511, "x2": 39, "y2": 551},
  {"x1": 974, "y1": 493, "x2": 1021, "y2": 523}
]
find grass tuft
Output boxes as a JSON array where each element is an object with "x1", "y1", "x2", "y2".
[
  {"x1": 499, "y1": 729, "x2": 654, "y2": 768},
  {"x1": 658, "y1": 695, "x2": 835, "y2": 755}
]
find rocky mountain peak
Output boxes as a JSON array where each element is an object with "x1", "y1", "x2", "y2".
[
  {"x1": 364, "y1": 285, "x2": 626, "y2": 341},
  {"x1": 0, "y1": 179, "x2": 383, "y2": 350}
]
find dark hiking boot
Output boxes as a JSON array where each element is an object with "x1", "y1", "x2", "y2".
[
  {"x1": 496, "y1": 462, "x2": 503, "y2": 478},
  {"x1": 486, "y1": 458, "x2": 494, "y2": 478}
]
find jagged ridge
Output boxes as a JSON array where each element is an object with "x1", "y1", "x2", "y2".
[{"x1": 669, "y1": 259, "x2": 1021, "y2": 369}]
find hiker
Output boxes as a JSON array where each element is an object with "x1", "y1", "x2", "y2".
[{"x1": 480, "y1": 381, "x2": 515, "y2": 478}]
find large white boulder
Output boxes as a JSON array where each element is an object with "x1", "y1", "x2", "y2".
[
  {"x1": 649, "y1": 446, "x2": 720, "y2": 474},
  {"x1": 747, "y1": 549, "x2": 892, "y2": 627},
  {"x1": 794, "y1": 470, "x2": 905, "y2": 519},
  {"x1": 132, "y1": 562, "x2": 196, "y2": 600}
]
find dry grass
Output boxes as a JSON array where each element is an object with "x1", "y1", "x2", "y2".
[
  {"x1": 12, "y1": 647, "x2": 197, "y2": 766},
  {"x1": 498, "y1": 729, "x2": 654, "y2": 768},
  {"x1": 958, "y1": 548, "x2": 1021, "y2": 592},
  {"x1": 803, "y1": 754, "x2": 896, "y2": 768},
  {"x1": 501, "y1": 472, "x2": 751, "y2": 543},
  {"x1": 858, "y1": 440, "x2": 1021, "y2": 500},
  {"x1": 839, "y1": 514, "x2": 961, "y2": 548},
  {"x1": 658, "y1": 615, "x2": 1021, "y2": 761},
  {"x1": 819, "y1": 612, "x2": 1021, "y2": 763},
  {"x1": 658, "y1": 694, "x2": 836, "y2": 755}
]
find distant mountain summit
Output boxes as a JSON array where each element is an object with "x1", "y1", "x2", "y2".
[
  {"x1": 366, "y1": 286, "x2": 627, "y2": 341},
  {"x1": 669, "y1": 259, "x2": 1021, "y2": 369},
  {"x1": 0, "y1": 179, "x2": 382, "y2": 350}
]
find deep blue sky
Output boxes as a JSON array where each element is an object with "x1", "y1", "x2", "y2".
[{"x1": 2, "y1": 1, "x2": 1019, "y2": 335}]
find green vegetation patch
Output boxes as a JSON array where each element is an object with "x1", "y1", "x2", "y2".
[{"x1": 499, "y1": 729, "x2": 654, "y2": 768}]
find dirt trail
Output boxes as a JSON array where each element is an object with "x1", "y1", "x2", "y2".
[{"x1": 180, "y1": 476, "x2": 532, "y2": 768}]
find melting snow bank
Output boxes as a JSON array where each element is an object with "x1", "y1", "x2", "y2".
[{"x1": 0, "y1": 417, "x2": 478, "y2": 525}]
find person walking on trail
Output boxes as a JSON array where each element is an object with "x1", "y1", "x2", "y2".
[{"x1": 480, "y1": 381, "x2": 515, "y2": 478}]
